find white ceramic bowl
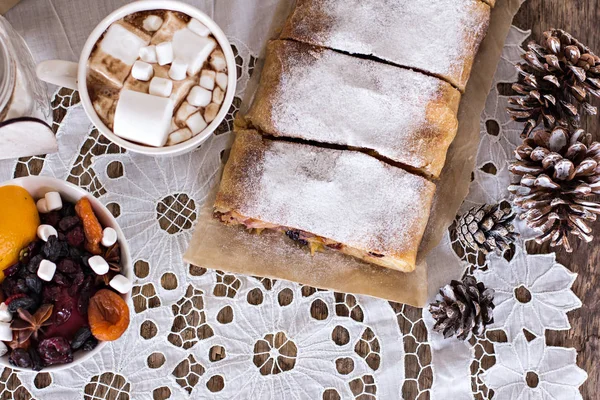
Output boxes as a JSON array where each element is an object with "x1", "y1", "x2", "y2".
[
  {"x1": 0, "y1": 176, "x2": 132, "y2": 372},
  {"x1": 37, "y1": 0, "x2": 237, "y2": 157}
]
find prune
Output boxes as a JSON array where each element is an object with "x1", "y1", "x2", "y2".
[
  {"x1": 77, "y1": 277, "x2": 94, "y2": 316},
  {"x1": 58, "y1": 216, "x2": 80, "y2": 232},
  {"x1": 42, "y1": 236, "x2": 69, "y2": 262},
  {"x1": 8, "y1": 296, "x2": 37, "y2": 313},
  {"x1": 26, "y1": 254, "x2": 44, "y2": 274},
  {"x1": 285, "y1": 230, "x2": 308, "y2": 246},
  {"x1": 71, "y1": 327, "x2": 92, "y2": 350},
  {"x1": 8, "y1": 348, "x2": 32, "y2": 369},
  {"x1": 57, "y1": 259, "x2": 79, "y2": 275},
  {"x1": 28, "y1": 348, "x2": 44, "y2": 371},
  {"x1": 82, "y1": 337, "x2": 98, "y2": 351},
  {"x1": 25, "y1": 275, "x2": 43, "y2": 295},
  {"x1": 42, "y1": 285, "x2": 61, "y2": 303},
  {"x1": 41, "y1": 211, "x2": 60, "y2": 227},
  {"x1": 38, "y1": 337, "x2": 73, "y2": 366}
]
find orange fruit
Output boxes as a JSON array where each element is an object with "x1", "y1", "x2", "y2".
[
  {"x1": 0, "y1": 185, "x2": 40, "y2": 281},
  {"x1": 88, "y1": 289, "x2": 130, "y2": 341}
]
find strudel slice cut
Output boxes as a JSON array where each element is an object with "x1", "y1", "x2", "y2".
[
  {"x1": 280, "y1": 0, "x2": 491, "y2": 91},
  {"x1": 214, "y1": 130, "x2": 436, "y2": 272},
  {"x1": 245, "y1": 40, "x2": 461, "y2": 178}
]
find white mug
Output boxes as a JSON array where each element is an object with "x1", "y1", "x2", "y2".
[{"x1": 36, "y1": 0, "x2": 236, "y2": 157}]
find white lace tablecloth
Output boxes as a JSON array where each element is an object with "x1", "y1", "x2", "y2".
[{"x1": 0, "y1": 1, "x2": 588, "y2": 399}]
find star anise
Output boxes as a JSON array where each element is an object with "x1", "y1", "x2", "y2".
[
  {"x1": 104, "y1": 243, "x2": 121, "y2": 273},
  {"x1": 10, "y1": 304, "x2": 53, "y2": 344}
]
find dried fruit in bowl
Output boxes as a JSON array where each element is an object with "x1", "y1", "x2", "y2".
[
  {"x1": 88, "y1": 289, "x2": 129, "y2": 341},
  {"x1": 75, "y1": 198, "x2": 103, "y2": 255},
  {"x1": 0, "y1": 186, "x2": 40, "y2": 281}
]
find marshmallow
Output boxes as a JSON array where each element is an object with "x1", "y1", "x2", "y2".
[
  {"x1": 0, "y1": 341, "x2": 7, "y2": 357},
  {"x1": 102, "y1": 227, "x2": 118, "y2": 247},
  {"x1": 114, "y1": 90, "x2": 174, "y2": 147},
  {"x1": 37, "y1": 224, "x2": 58, "y2": 242},
  {"x1": 212, "y1": 87, "x2": 225, "y2": 105},
  {"x1": 216, "y1": 72, "x2": 228, "y2": 90},
  {"x1": 0, "y1": 322, "x2": 12, "y2": 342},
  {"x1": 200, "y1": 70, "x2": 216, "y2": 90},
  {"x1": 143, "y1": 15, "x2": 163, "y2": 32},
  {"x1": 100, "y1": 23, "x2": 149, "y2": 65},
  {"x1": 166, "y1": 128, "x2": 193, "y2": 146},
  {"x1": 139, "y1": 45, "x2": 158, "y2": 63},
  {"x1": 173, "y1": 28, "x2": 217, "y2": 76},
  {"x1": 169, "y1": 118, "x2": 179, "y2": 133},
  {"x1": 210, "y1": 50, "x2": 227, "y2": 72},
  {"x1": 0, "y1": 303, "x2": 12, "y2": 323},
  {"x1": 186, "y1": 112, "x2": 208, "y2": 136},
  {"x1": 88, "y1": 255, "x2": 109, "y2": 275},
  {"x1": 38, "y1": 259, "x2": 56, "y2": 282},
  {"x1": 175, "y1": 101, "x2": 198, "y2": 125},
  {"x1": 169, "y1": 59, "x2": 188, "y2": 81},
  {"x1": 132, "y1": 60, "x2": 154, "y2": 81},
  {"x1": 36, "y1": 198, "x2": 49, "y2": 213},
  {"x1": 188, "y1": 18, "x2": 211, "y2": 37},
  {"x1": 187, "y1": 86, "x2": 212, "y2": 107},
  {"x1": 156, "y1": 41, "x2": 174, "y2": 66},
  {"x1": 204, "y1": 103, "x2": 220, "y2": 123},
  {"x1": 149, "y1": 77, "x2": 173, "y2": 98},
  {"x1": 109, "y1": 274, "x2": 133, "y2": 294},
  {"x1": 45, "y1": 191, "x2": 62, "y2": 211}
]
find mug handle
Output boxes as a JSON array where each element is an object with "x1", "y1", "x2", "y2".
[{"x1": 36, "y1": 60, "x2": 78, "y2": 90}]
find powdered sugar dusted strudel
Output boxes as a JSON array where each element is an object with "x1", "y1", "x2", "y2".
[
  {"x1": 214, "y1": 130, "x2": 436, "y2": 272},
  {"x1": 280, "y1": 0, "x2": 491, "y2": 91},
  {"x1": 245, "y1": 40, "x2": 461, "y2": 178}
]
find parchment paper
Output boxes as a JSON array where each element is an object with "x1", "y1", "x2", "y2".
[{"x1": 184, "y1": 0, "x2": 524, "y2": 307}]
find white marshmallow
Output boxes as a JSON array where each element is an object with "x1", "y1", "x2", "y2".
[
  {"x1": 0, "y1": 303, "x2": 12, "y2": 323},
  {"x1": 156, "y1": 41, "x2": 174, "y2": 66},
  {"x1": 36, "y1": 198, "x2": 48, "y2": 213},
  {"x1": 114, "y1": 90, "x2": 174, "y2": 147},
  {"x1": 149, "y1": 77, "x2": 173, "y2": 98},
  {"x1": 186, "y1": 112, "x2": 208, "y2": 136},
  {"x1": 188, "y1": 18, "x2": 211, "y2": 37},
  {"x1": 212, "y1": 87, "x2": 225, "y2": 105},
  {"x1": 37, "y1": 224, "x2": 58, "y2": 242},
  {"x1": 169, "y1": 118, "x2": 179, "y2": 133},
  {"x1": 45, "y1": 191, "x2": 62, "y2": 211},
  {"x1": 131, "y1": 61, "x2": 154, "y2": 81},
  {"x1": 169, "y1": 59, "x2": 188, "y2": 81},
  {"x1": 166, "y1": 128, "x2": 193, "y2": 146},
  {"x1": 139, "y1": 45, "x2": 158, "y2": 63},
  {"x1": 187, "y1": 86, "x2": 212, "y2": 107},
  {"x1": 0, "y1": 341, "x2": 7, "y2": 357},
  {"x1": 210, "y1": 50, "x2": 227, "y2": 72},
  {"x1": 172, "y1": 28, "x2": 216, "y2": 76},
  {"x1": 102, "y1": 227, "x2": 118, "y2": 247},
  {"x1": 88, "y1": 255, "x2": 109, "y2": 275},
  {"x1": 109, "y1": 274, "x2": 133, "y2": 294},
  {"x1": 143, "y1": 15, "x2": 163, "y2": 32},
  {"x1": 175, "y1": 101, "x2": 198, "y2": 125},
  {"x1": 199, "y1": 70, "x2": 216, "y2": 90},
  {"x1": 216, "y1": 72, "x2": 228, "y2": 90},
  {"x1": 204, "y1": 103, "x2": 220, "y2": 123},
  {"x1": 0, "y1": 322, "x2": 12, "y2": 342},
  {"x1": 100, "y1": 23, "x2": 149, "y2": 66},
  {"x1": 38, "y1": 259, "x2": 56, "y2": 282}
]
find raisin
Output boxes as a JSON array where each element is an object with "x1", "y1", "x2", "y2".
[
  {"x1": 60, "y1": 202, "x2": 76, "y2": 218},
  {"x1": 38, "y1": 337, "x2": 73, "y2": 366},
  {"x1": 71, "y1": 327, "x2": 92, "y2": 350},
  {"x1": 8, "y1": 348, "x2": 32, "y2": 369},
  {"x1": 52, "y1": 272, "x2": 70, "y2": 287},
  {"x1": 68, "y1": 272, "x2": 85, "y2": 297},
  {"x1": 58, "y1": 216, "x2": 80, "y2": 232},
  {"x1": 8, "y1": 296, "x2": 37, "y2": 313},
  {"x1": 82, "y1": 337, "x2": 98, "y2": 351},
  {"x1": 28, "y1": 348, "x2": 44, "y2": 371},
  {"x1": 42, "y1": 236, "x2": 69, "y2": 262},
  {"x1": 15, "y1": 279, "x2": 28, "y2": 294},
  {"x1": 2, "y1": 263, "x2": 20, "y2": 278},
  {"x1": 26, "y1": 254, "x2": 44, "y2": 274},
  {"x1": 57, "y1": 259, "x2": 79, "y2": 275},
  {"x1": 25, "y1": 275, "x2": 43, "y2": 295},
  {"x1": 68, "y1": 246, "x2": 83, "y2": 261},
  {"x1": 42, "y1": 285, "x2": 61, "y2": 303},
  {"x1": 66, "y1": 226, "x2": 85, "y2": 248},
  {"x1": 41, "y1": 211, "x2": 60, "y2": 227},
  {"x1": 285, "y1": 230, "x2": 308, "y2": 245},
  {"x1": 77, "y1": 277, "x2": 94, "y2": 316}
]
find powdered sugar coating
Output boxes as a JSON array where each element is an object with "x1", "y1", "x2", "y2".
[
  {"x1": 246, "y1": 40, "x2": 461, "y2": 177},
  {"x1": 281, "y1": 0, "x2": 491, "y2": 91},
  {"x1": 216, "y1": 131, "x2": 436, "y2": 268}
]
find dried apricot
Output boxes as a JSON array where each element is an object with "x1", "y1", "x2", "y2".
[
  {"x1": 75, "y1": 198, "x2": 103, "y2": 255},
  {"x1": 88, "y1": 289, "x2": 130, "y2": 341}
]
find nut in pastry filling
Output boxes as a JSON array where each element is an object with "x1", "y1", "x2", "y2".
[{"x1": 214, "y1": 209, "x2": 404, "y2": 270}]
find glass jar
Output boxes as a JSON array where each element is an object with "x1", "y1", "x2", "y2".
[{"x1": 0, "y1": 15, "x2": 50, "y2": 123}]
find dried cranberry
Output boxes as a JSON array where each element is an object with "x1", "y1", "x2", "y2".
[
  {"x1": 28, "y1": 348, "x2": 44, "y2": 371},
  {"x1": 41, "y1": 211, "x2": 61, "y2": 227},
  {"x1": 26, "y1": 254, "x2": 44, "y2": 274},
  {"x1": 25, "y1": 274, "x2": 43, "y2": 295},
  {"x1": 8, "y1": 348, "x2": 32, "y2": 369},
  {"x1": 42, "y1": 236, "x2": 69, "y2": 262},
  {"x1": 82, "y1": 337, "x2": 98, "y2": 351},
  {"x1": 42, "y1": 285, "x2": 61, "y2": 303},
  {"x1": 52, "y1": 272, "x2": 70, "y2": 287},
  {"x1": 57, "y1": 259, "x2": 79, "y2": 275},
  {"x1": 53, "y1": 292, "x2": 75, "y2": 326},
  {"x1": 3, "y1": 263, "x2": 20, "y2": 278},
  {"x1": 8, "y1": 296, "x2": 37, "y2": 313},
  {"x1": 58, "y1": 216, "x2": 80, "y2": 232},
  {"x1": 66, "y1": 226, "x2": 85, "y2": 248},
  {"x1": 70, "y1": 327, "x2": 92, "y2": 350},
  {"x1": 38, "y1": 337, "x2": 73, "y2": 366},
  {"x1": 18, "y1": 241, "x2": 39, "y2": 265},
  {"x1": 68, "y1": 271, "x2": 85, "y2": 297}
]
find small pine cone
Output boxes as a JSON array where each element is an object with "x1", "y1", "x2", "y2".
[
  {"x1": 456, "y1": 203, "x2": 519, "y2": 255},
  {"x1": 509, "y1": 126, "x2": 600, "y2": 252},
  {"x1": 508, "y1": 29, "x2": 600, "y2": 137},
  {"x1": 429, "y1": 276, "x2": 495, "y2": 341}
]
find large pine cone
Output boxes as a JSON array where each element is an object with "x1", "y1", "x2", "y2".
[
  {"x1": 429, "y1": 276, "x2": 495, "y2": 341},
  {"x1": 508, "y1": 29, "x2": 600, "y2": 138},
  {"x1": 456, "y1": 203, "x2": 518, "y2": 255},
  {"x1": 509, "y1": 126, "x2": 600, "y2": 251}
]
